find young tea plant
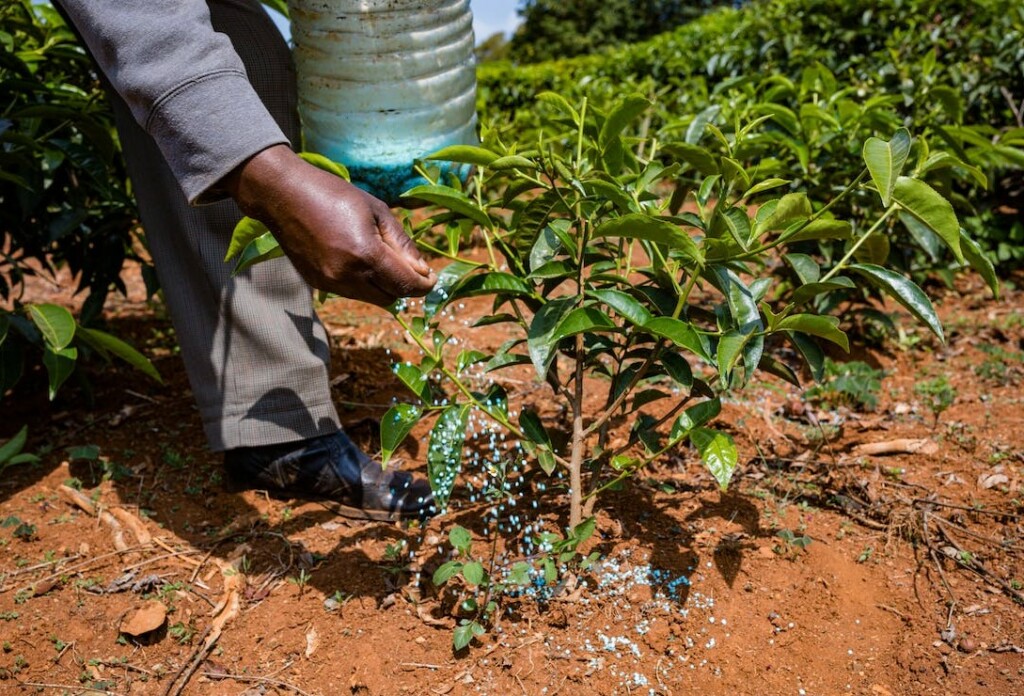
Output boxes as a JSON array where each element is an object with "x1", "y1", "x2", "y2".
[{"x1": 228, "y1": 93, "x2": 993, "y2": 530}]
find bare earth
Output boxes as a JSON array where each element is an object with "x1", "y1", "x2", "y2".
[{"x1": 1, "y1": 262, "x2": 1022, "y2": 695}]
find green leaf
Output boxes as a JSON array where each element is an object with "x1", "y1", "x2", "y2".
[
  {"x1": 42, "y1": 346, "x2": 77, "y2": 400},
  {"x1": 552, "y1": 307, "x2": 616, "y2": 342},
  {"x1": 721, "y1": 207, "x2": 752, "y2": 250},
  {"x1": 661, "y1": 352, "x2": 693, "y2": 392},
  {"x1": 690, "y1": 427, "x2": 738, "y2": 491},
  {"x1": 599, "y1": 95, "x2": 650, "y2": 149},
  {"x1": 232, "y1": 231, "x2": 285, "y2": 275},
  {"x1": 848, "y1": 264, "x2": 943, "y2": 341},
  {"x1": 754, "y1": 193, "x2": 812, "y2": 239},
  {"x1": 530, "y1": 225, "x2": 563, "y2": 272},
  {"x1": 790, "y1": 331, "x2": 825, "y2": 381},
  {"x1": 782, "y1": 219, "x2": 853, "y2": 243},
  {"x1": 76, "y1": 327, "x2": 162, "y2": 383},
  {"x1": 424, "y1": 260, "x2": 479, "y2": 319},
  {"x1": 426, "y1": 144, "x2": 498, "y2": 167},
  {"x1": 380, "y1": 403, "x2": 421, "y2": 466},
  {"x1": 433, "y1": 560, "x2": 463, "y2": 586},
  {"x1": 425, "y1": 405, "x2": 468, "y2": 507},
  {"x1": 663, "y1": 142, "x2": 719, "y2": 175},
  {"x1": 863, "y1": 128, "x2": 911, "y2": 206},
  {"x1": 716, "y1": 330, "x2": 752, "y2": 386},
  {"x1": 453, "y1": 272, "x2": 534, "y2": 300},
  {"x1": 778, "y1": 314, "x2": 850, "y2": 352},
  {"x1": 643, "y1": 317, "x2": 711, "y2": 362},
  {"x1": 456, "y1": 350, "x2": 488, "y2": 373},
  {"x1": 507, "y1": 561, "x2": 532, "y2": 586},
  {"x1": 0, "y1": 425, "x2": 28, "y2": 465},
  {"x1": 891, "y1": 176, "x2": 962, "y2": 262},
  {"x1": 519, "y1": 408, "x2": 552, "y2": 448},
  {"x1": 225, "y1": 216, "x2": 271, "y2": 262},
  {"x1": 449, "y1": 526, "x2": 473, "y2": 555},
  {"x1": 27, "y1": 304, "x2": 75, "y2": 351},
  {"x1": 590, "y1": 289, "x2": 653, "y2": 327},
  {"x1": 784, "y1": 254, "x2": 821, "y2": 285},
  {"x1": 453, "y1": 621, "x2": 483, "y2": 651},
  {"x1": 462, "y1": 561, "x2": 485, "y2": 586},
  {"x1": 671, "y1": 398, "x2": 721, "y2": 439},
  {"x1": 593, "y1": 214, "x2": 703, "y2": 266},
  {"x1": 960, "y1": 231, "x2": 999, "y2": 298},
  {"x1": 394, "y1": 362, "x2": 431, "y2": 402},
  {"x1": 791, "y1": 277, "x2": 856, "y2": 305},
  {"x1": 742, "y1": 178, "x2": 790, "y2": 199},
  {"x1": 490, "y1": 155, "x2": 537, "y2": 170},
  {"x1": 537, "y1": 91, "x2": 580, "y2": 124},
  {"x1": 527, "y1": 298, "x2": 573, "y2": 381},
  {"x1": 403, "y1": 185, "x2": 492, "y2": 228},
  {"x1": 298, "y1": 151, "x2": 349, "y2": 180}
]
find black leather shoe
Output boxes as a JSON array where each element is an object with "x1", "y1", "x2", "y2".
[{"x1": 223, "y1": 430, "x2": 436, "y2": 521}]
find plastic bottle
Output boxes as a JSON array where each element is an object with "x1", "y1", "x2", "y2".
[{"x1": 289, "y1": 0, "x2": 477, "y2": 204}]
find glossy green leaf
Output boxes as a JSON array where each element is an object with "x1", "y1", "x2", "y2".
[
  {"x1": 232, "y1": 231, "x2": 284, "y2": 275},
  {"x1": 891, "y1": 176, "x2": 962, "y2": 262},
  {"x1": 643, "y1": 317, "x2": 711, "y2": 362},
  {"x1": 791, "y1": 277, "x2": 856, "y2": 305},
  {"x1": 403, "y1": 184, "x2": 492, "y2": 228},
  {"x1": 394, "y1": 362, "x2": 431, "y2": 402},
  {"x1": 661, "y1": 352, "x2": 693, "y2": 392},
  {"x1": 552, "y1": 307, "x2": 616, "y2": 342},
  {"x1": 42, "y1": 346, "x2": 76, "y2": 400},
  {"x1": 519, "y1": 408, "x2": 553, "y2": 448},
  {"x1": 590, "y1": 289, "x2": 653, "y2": 327},
  {"x1": 754, "y1": 193, "x2": 812, "y2": 239},
  {"x1": 848, "y1": 263, "x2": 943, "y2": 341},
  {"x1": 530, "y1": 225, "x2": 562, "y2": 272},
  {"x1": 790, "y1": 331, "x2": 825, "y2": 382},
  {"x1": 716, "y1": 330, "x2": 752, "y2": 386},
  {"x1": 758, "y1": 355, "x2": 801, "y2": 387},
  {"x1": 456, "y1": 350, "x2": 488, "y2": 373},
  {"x1": 782, "y1": 219, "x2": 853, "y2": 243},
  {"x1": 671, "y1": 397, "x2": 721, "y2": 439},
  {"x1": 742, "y1": 178, "x2": 790, "y2": 198},
  {"x1": 454, "y1": 272, "x2": 534, "y2": 300},
  {"x1": 298, "y1": 151, "x2": 349, "y2": 180},
  {"x1": 663, "y1": 142, "x2": 719, "y2": 175},
  {"x1": 778, "y1": 314, "x2": 850, "y2": 352},
  {"x1": 690, "y1": 427, "x2": 738, "y2": 491},
  {"x1": 722, "y1": 206, "x2": 752, "y2": 250},
  {"x1": 784, "y1": 253, "x2": 821, "y2": 285},
  {"x1": 960, "y1": 231, "x2": 999, "y2": 298},
  {"x1": 863, "y1": 128, "x2": 911, "y2": 206},
  {"x1": 76, "y1": 327, "x2": 162, "y2": 383},
  {"x1": 527, "y1": 298, "x2": 573, "y2": 381},
  {"x1": 27, "y1": 303, "x2": 75, "y2": 351},
  {"x1": 380, "y1": 403, "x2": 421, "y2": 466},
  {"x1": 599, "y1": 95, "x2": 651, "y2": 149},
  {"x1": 225, "y1": 216, "x2": 271, "y2": 262},
  {"x1": 593, "y1": 213, "x2": 703, "y2": 265},
  {"x1": 0, "y1": 425, "x2": 28, "y2": 465},
  {"x1": 426, "y1": 144, "x2": 499, "y2": 167},
  {"x1": 424, "y1": 260, "x2": 478, "y2": 318},
  {"x1": 427, "y1": 404, "x2": 470, "y2": 508},
  {"x1": 582, "y1": 179, "x2": 636, "y2": 212},
  {"x1": 490, "y1": 155, "x2": 537, "y2": 170}
]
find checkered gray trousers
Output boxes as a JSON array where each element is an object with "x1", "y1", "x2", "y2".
[{"x1": 107, "y1": 0, "x2": 340, "y2": 450}]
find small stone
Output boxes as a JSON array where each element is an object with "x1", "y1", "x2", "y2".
[
  {"x1": 120, "y1": 600, "x2": 167, "y2": 637},
  {"x1": 959, "y1": 638, "x2": 977, "y2": 653}
]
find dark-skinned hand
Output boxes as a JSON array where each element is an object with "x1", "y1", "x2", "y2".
[{"x1": 225, "y1": 144, "x2": 436, "y2": 306}]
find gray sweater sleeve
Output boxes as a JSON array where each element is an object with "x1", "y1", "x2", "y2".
[{"x1": 57, "y1": 1, "x2": 289, "y2": 204}]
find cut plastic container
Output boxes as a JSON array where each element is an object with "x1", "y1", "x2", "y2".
[{"x1": 289, "y1": 0, "x2": 477, "y2": 204}]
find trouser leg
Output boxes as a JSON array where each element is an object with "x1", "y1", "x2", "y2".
[{"x1": 104, "y1": 0, "x2": 340, "y2": 450}]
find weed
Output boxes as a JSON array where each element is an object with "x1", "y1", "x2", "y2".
[
  {"x1": 804, "y1": 359, "x2": 885, "y2": 412},
  {"x1": 168, "y1": 621, "x2": 196, "y2": 645},
  {"x1": 915, "y1": 376, "x2": 956, "y2": 426},
  {"x1": 0, "y1": 611, "x2": 18, "y2": 621},
  {"x1": 773, "y1": 529, "x2": 812, "y2": 559},
  {"x1": 856, "y1": 547, "x2": 874, "y2": 563},
  {"x1": 287, "y1": 568, "x2": 311, "y2": 595}
]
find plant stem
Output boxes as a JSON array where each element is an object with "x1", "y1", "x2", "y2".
[{"x1": 820, "y1": 204, "x2": 898, "y2": 283}]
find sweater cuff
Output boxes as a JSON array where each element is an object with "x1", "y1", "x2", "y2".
[{"x1": 146, "y1": 69, "x2": 290, "y2": 205}]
